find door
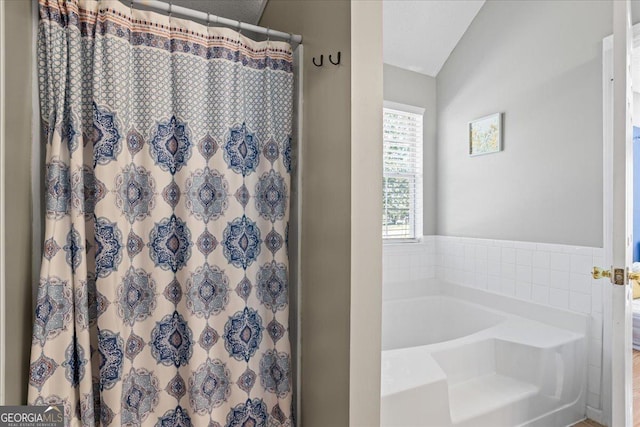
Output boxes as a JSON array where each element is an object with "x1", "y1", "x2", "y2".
[{"x1": 600, "y1": 1, "x2": 634, "y2": 425}]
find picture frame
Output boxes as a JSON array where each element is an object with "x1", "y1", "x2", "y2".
[{"x1": 469, "y1": 113, "x2": 502, "y2": 156}]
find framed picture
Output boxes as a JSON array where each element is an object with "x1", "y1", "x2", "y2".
[{"x1": 469, "y1": 113, "x2": 502, "y2": 156}]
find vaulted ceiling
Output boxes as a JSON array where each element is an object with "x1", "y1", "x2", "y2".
[{"x1": 383, "y1": 0, "x2": 485, "y2": 77}]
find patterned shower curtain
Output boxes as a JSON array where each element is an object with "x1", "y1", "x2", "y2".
[{"x1": 29, "y1": 1, "x2": 293, "y2": 426}]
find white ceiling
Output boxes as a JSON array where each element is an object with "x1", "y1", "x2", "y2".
[
  {"x1": 170, "y1": 0, "x2": 267, "y2": 25},
  {"x1": 383, "y1": 0, "x2": 485, "y2": 77}
]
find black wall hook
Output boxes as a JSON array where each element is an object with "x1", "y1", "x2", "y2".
[{"x1": 312, "y1": 52, "x2": 341, "y2": 67}]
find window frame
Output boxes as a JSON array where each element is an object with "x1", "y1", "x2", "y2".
[{"x1": 382, "y1": 100, "x2": 424, "y2": 244}]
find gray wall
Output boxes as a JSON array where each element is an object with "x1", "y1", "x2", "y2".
[
  {"x1": 2, "y1": 0, "x2": 34, "y2": 404},
  {"x1": 260, "y1": 1, "x2": 353, "y2": 426},
  {"x1": 436, "y1": 0, "x2": 612, "y2": 247},
  {"x1": 384, "y1": 64, "x2": 437, "y2": 235}
]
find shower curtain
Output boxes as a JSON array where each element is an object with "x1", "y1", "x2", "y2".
[{"x1": 29, "y1": 1, "x2": 293, "y2": 425}]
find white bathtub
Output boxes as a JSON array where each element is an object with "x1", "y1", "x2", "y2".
[{"x1": 381, "y1": 279, "x2": 589, "y2": 427}]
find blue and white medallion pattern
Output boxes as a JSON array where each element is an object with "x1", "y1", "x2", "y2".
[
  {"x1": 166, "y1": 373, "x2": 187, "y2": 400},
  {"x1": 223, "y1": 124, "x2": 260, "y2": 177},
  {"x1": 95, "y1": 217, "x2": 123, "y2": 278},
  {"x1": 161, "y1": 181, "x2": 181, "y2": 209},
  {"x1": 43, "y1": 238, "x2": 60, "y2": 261},
  {"x1": 71, "y1": 166, "x2": 106, "y2": 218},
  {"x1": 255, "y1": 170, "x2": 288, "y2": 222},
  {"x1": 156, "y1": 406, "x2": 192, "y2": 427},
  {"x1": 31, "y1": 1, "x2": 294, "y2": 424},
  {"x1": 223, "y1": 307, "x2": 263, "y2": 362},
  {"x1": 121, "y1": 368, "x2": 160, "y2": 426},
  {"x1": 63, "y1": 225, "x2": 83, "y2": 274},
  {"x1": 185, "y1": 168, "x2": 229, "y2": 222},
  {"x1": 186, "y1": 264, "x2": 229, "y2": 318},
  {"x1": 265, "y1": 229, "x2": 284, "y2": 255},
  {"x1": 188, "y1": 358, "x2": 231, "y2": 413},
  {"x1": 149, "y1": 116, "x2": 192, "y2": 175},
  {"x1": 197, "y1": 134, "x2": 218, "y2": 161},
  {"x1": 235, "y1": 277, "x2": 253, "y2": 302},
  {"x1": 45, "y1": 160, "x2": 70, "y2": 219},
  {"x1": 262, "y1": 138, "x2": 280, "y2": 164},
  {"x1": 149, "y1": 215, "x2": 192, "y2": 273},
  {"x1": 115, "y1": 164, "x2": 156, "y2": 223},
  {"x1": 196, "y1": 230, "x2": 217, "y2": 256},
  {"x1": 256, "y1": 261, "x2": 289, "y2": 313},
  {"x1": 91, "y1": 103, "x2": 122, "y2": 166},
  {"x1": 267, "y1": 319, "x2": 286, "y2": 344},
  {"x1": 150, "y1": 311, "x2": 193, "y2": 368},
  {"x1": 127, "y1": 129, "x2": 144, "y2": 156},
  {"x1": 98, "y1": 330, "x2": 124, "y2": 390},
  {"x1": 125, "y1": 333, "x2": 145, "y2": 361},
  {"x1": 163, "y1": 278, "x2": 183, "y2": 305},
  {"x1": 117, "y1": 267, "x2": 157, "y2": 326},
  {"x1": 29, "y1": 354, "x2": 58, "y2": 392},
  {"x1": 259, "y1": 350, "x2": 291, "y2": 398},
  {"x1": 198, "y1": 326, "x2": 218, "y2": 351},
  {"x1": 282, "y1": 136, "x2": 292, "y2": 173},
  {"x1": 225, "y1": 399, "x2": 268, "y2": 427},
  {"x1": 33, "y1": 277, "x2": 73, "y2": 345},
  {"x1": 61, "y1": 336, "x2": 87, "y2": 388},
  {"x1": 126, "y1": 230, "x2": 144, "y2": 258},
  {"x1": 234, "y1": 184, "x2": 250, "y2": 208},
  {"x1": 61, "y1": 108, "x2": 78, "y2": 153},
  {"x1": 237, "y1": 368, "x2": 257, "y2": 394},
  {"x1": 222, "y1": 215, "x2": 261, "y2": 270}
]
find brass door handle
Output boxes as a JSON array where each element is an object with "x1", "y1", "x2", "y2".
[
  {"x1": 592, "y1": 266, "x2": 640, "y2": 285},
  {"x1": 592, "y1": 266, "x2": 611, "y2": 280}
]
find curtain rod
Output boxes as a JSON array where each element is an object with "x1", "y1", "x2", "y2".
[{"x1": 131, "y1": 0, "x2": 302, "y2": 44}]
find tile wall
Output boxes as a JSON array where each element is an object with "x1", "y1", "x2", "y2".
[{"x1": 383, "y1": 235, "x2": 604, "y2": 416}]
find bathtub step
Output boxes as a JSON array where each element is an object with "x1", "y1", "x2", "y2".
[{"x1": 449, "y1": 373, "x2": 539, "y2": 425}]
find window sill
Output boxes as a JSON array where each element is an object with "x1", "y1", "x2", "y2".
[{"x1": 383, "y1": 238, "x2": 422, "y2": 245}]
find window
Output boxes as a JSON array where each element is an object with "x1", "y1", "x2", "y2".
[{"x1": 383, "y1": 102, "x2": 423, "y2": 241}]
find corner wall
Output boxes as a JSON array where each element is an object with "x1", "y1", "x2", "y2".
[
  {"x1": 351, "y1": 2, "x2": 383, "y2": 426},
  {"x1": 1, "y1": 0, "x2": 33, "y2": 404},
  {"x1": 260, "y1": 2, "x2": 353, "y2": 426},
  {"x1": 436, "y1": 0, "x2": 612, "y2": 247},
  {"x1": 383, "y1": 64, "x2": 437, "y2": 235}
]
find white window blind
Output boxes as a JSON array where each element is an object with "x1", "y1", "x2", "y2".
[{"x1": 383, "y1": 103, "x2": 423, "y2": 240}]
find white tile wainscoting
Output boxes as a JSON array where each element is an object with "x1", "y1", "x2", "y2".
[{"x1": 383, "y1": 235, "x2": 604, "y2": 417}]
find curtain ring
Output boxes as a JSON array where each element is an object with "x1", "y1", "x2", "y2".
[
  {"x1": 266, "y1": 28, "x2": 271, "y2": 42},
  {"x1": 168, "y1": 1, "x2": 173, "y2": 20},
  {"x1": 206, "y1": 12, "x2": 210, "y2": 29}
]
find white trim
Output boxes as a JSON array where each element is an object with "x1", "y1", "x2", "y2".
[
  {"x1": 383, "y1": 100, "x2": 425, "y2": 116},
  {"x1": 0, "y1": 0, "x2": 6, "y2": 405},
  {"x1": 602, "y1": 32, "x2": 614, "y2": 425},
  {"x1": 601, "y1": 17, "x2": 640, "y2": 427},
  {"x1": 383, "y1": 238, "x2": 421, "y2": 244}
]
